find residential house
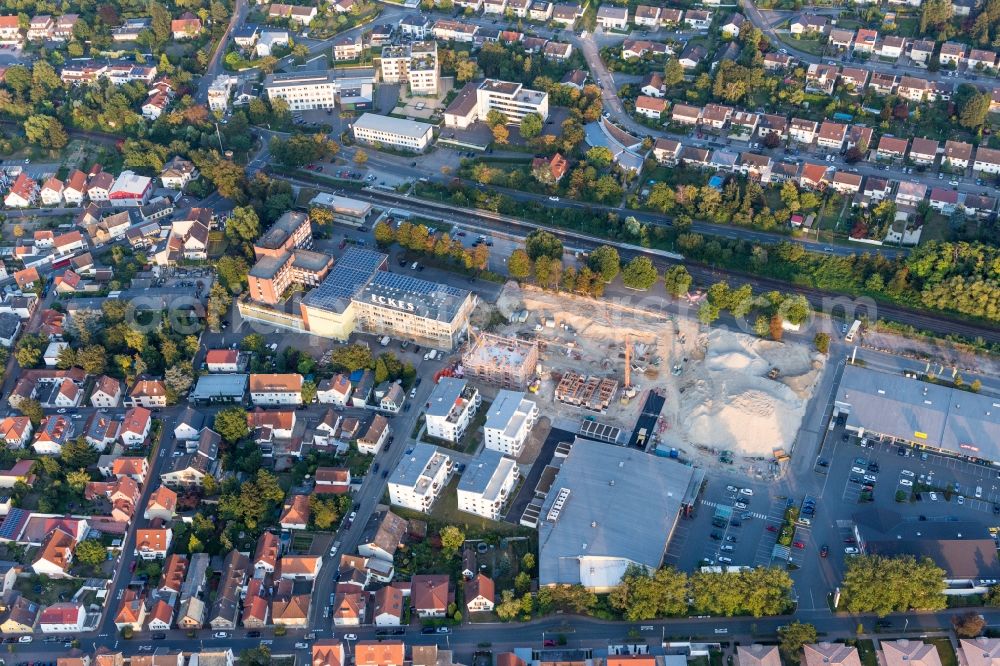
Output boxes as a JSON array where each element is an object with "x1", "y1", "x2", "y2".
[
  {"x1": 653, "y1": 137, "x2": 682, "y2": 164},
  {"x1": 897, "y1": 76, "x2": 929, "y2": 102},
  {"x1": 279, "y1": 494, "x2": 310, "y2": 530},
  {"x1": 147, "y1": 600, "x2": 173, "y2": 631},
  {"x1": 830, "y1": 171, "x2": 862, "y2": 194},
  {"x1": 134, "y1": 526, "x2": 172, "y2": 559},
  {"x1": 828, "y1": 28, "x2": 854, "y2": 50},
  {"x1": 4, "y1": 173, "x2": 38, "y2": 208},
  {"x1": 144, "y1": 486, "x2": 178, "y2": 521},
  {"x1": 635, "y1": 95, "x2": 667, "y2": 119},
  {"x1": 358, "y1": 510, "x2": 408, "y2": 562},
  {"x1": 373, "y1": 586, "x2": 404, "y2": 626},
  {"x1": 171, "y1": 12, "x2": 202, "y2": 39},
  {"x1": 790, "y1": 14, "x2": 827, "y2": 35},
  {"x1": 721, "y1": 13, "x2": 745, "y2": 38},
  {"x1": 877, "y1": 136, "x2": 909, "y2": 161},
  {"x1": 816, "y1": 121, "x2": 847, "y2": 150},
  {"x1": 973, "y1": 146, "x2": 1000, "y2": 174},
  {"x1": 253, "y1": 531, "x2": 280, "y2": 574},
  {"x1": 120, "y1": 407, "x2": 152, "y2": 447},
  {"x1": 209, "y1": 550, "x2": 249, "y2": 630},
  {"x1": 411, "y1": 574, "x2": 450, "y2": 617},
  {"x1": 701, "y1": 103, "x2": 732, "y2": 129},
  {"x1": 596, "y1": 6, "x2": 629, "y2": 30},
  {"x1": 633, "y1": 5, "x2": 662, "y2": 27},
  {"x1": 910, "y1": 39, "x2": 934, "y2": 64},
  {"x1": 945, "y1": 140, "x2": 974, "y2": 169},
  {"x1": 333, "y1": 591, "x2": 365, "y2": 626},
  {"x1": 908, "y1": 137, "x2": 938, "y2": 165},
  {"x1": 895, "y1": 181, "x2": 928, "y2": 207},
  {"x1": 878, "y1": 35, "x2": 906, "y2": 59},
  {"x1": 315, "y1": 467, "x2": 351, "y2": 494},
  {"x1": 0, "y1": 416, "x2": 32, "y2": 449},
  {"x1": 38, "y1": 603, "x2": 85, "y2": 633},
  {"x1": 968, "y1": 49, "x2": 997, "y2": 70},
  {"x1": 40, "y1": 178, "x2": 64, "y2": 206},
  {"x1": 114, "y1": 590, "x2": 147, "y2": 630},
  {"x1": 671, "y1": 103, "x2": 702, "y2": 125},
  {"x1": 683, "y1": 9, "x2": 711, "y2": 30},
  {"x1": 929, "y1": 187, "x2": 960, "y2": 213},
  {"x1": 127, "y1": 377, "x2": 168, "y2": 408},
  {"x1": 465, "y1": 573, "x2": 495, "y2": 612},
  {"x1": 678, "y1": 43, "x2": 707, "y2": 69},
  {"x1": 90, "y1": 376, "x2": 122, "y2": 408},
  {"x1": 249, "y1": 374, "x2": 303, "y2": 406},
  {"x1": 939, "y1": 41, "x2": 967, "y2": 67},
  {"x1": 32, "y1": 528, "x2": 75, "y2": 577},
  {"x1": 789, "y1": 118, "x2": 818, "y2": 143},
  {"x1": 160, "y1": 157, "x2": 199, "y2": 190}
]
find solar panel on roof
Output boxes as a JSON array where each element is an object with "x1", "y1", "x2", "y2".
[{"x1": 0, "y1": 508, "x2": 28, "y2": 540}]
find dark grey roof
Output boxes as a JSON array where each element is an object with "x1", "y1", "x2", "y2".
[
  {"x1": 303, "y1": 247, "x2": 386, "y2": 314},
  {"x1": 356, "y1": 271, "x2": 472, "y2": 323}
]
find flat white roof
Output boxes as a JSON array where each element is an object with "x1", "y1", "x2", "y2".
[
  {"x1": 110, "y1": 171, "x2": 152, "y2": 195},
  {"x1": 353, "y1": 112, "x2": 434, "y2": 139}
]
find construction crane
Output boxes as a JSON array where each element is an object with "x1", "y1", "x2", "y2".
[{"x1": 621, "y1": 334, "x2": 637, "y2": 404}]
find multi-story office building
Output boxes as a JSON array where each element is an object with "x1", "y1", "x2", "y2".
[
  {"x1": 247, "y1": 211, "x2": 329, "y2": 305},
  {"x1": 351, "y1": 113, "x2": 435, "y2": 152},
  {"x1": 388, "y1": 443, "x2": 452, "y2": 513},
  {"x1": 424, "y1": 378, "x2": 481, "y2": 443},
  {"x1": 264, "y1": 71, "x2": 339, "y2": 110}
]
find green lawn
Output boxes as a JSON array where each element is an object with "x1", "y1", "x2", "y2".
[
  {"x1": 394, "y1": 476, "x2": 532, "y2": 539},
  {"x1": 787, "y1": 37, "x2": 826, "y2": 56},
  {"x1": 15, "y1": 576, "x2": 84, "y2": 605},
  {"x1": 893, "y1": 17, "x2": 919, "y2": 37},
  {"x1": 856, "y1": 639, "x2": 878, "y2": 666},
  {"x1": 927, "y1": 638, "x2": 958, "y2": 666}
]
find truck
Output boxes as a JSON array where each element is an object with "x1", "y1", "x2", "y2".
[
  {"x1": 423, "y1": 350, "x2": 437, "y2": 361},
  {"x1": 845, "y1": 319, "x2": 862, "y2": 342}
]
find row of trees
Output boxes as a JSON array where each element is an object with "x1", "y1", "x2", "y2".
[
  {"x1": 373, "y1": 220, "x2": 490, "y2": 273},
  {"x1": 498, "y1": 564, "x2": 794, "y2": 622}
]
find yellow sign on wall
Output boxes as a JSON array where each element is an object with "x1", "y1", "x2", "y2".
[{"x1": 914, "y1": 432, "x2": 928, "y2": 439}]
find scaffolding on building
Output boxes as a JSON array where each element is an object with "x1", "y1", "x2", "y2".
[{"x1": 461, "y1": 331, "x2": 539, "y2": 390}]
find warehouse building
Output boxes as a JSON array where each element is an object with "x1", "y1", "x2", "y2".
[
  {"x1": 189, "y1": 374, "x2": 248, "y2": 404},
  {"x1": 834, "y1": 365, "x2": 1000, "y2": 461},
  {"x1": 308, "y1": 192, "x2": 373, "y2": 227},
  {"x1": 538, "y1": 438, "x2": 698, "y2": 591},
  {"x1": 351, "y1": 113, "x2": 435, "y2": 152}
]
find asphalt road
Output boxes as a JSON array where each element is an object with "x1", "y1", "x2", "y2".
[{"x1": 195, "y1": 0, "x2": 250, "y2": 103}]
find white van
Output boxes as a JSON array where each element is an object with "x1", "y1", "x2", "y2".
[
  {"x1": 976, "y1": 486, "x2": 983, "y2": 498},
  {"x1": 380, "y1": 336, "x2": 390, "y2": 346}
]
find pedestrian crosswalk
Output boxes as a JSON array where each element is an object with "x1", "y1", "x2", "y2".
[{"x1": 699, "y1": 499, "x2": 769, "y2": 521}]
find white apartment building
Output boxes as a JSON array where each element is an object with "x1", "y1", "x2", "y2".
[
  {"x1": 444, "y1": 79, "x2": 549, "y2": 129},
  {"x1": 483, "y1": 390, "x2": 538, "y2": 457},
  {"x1": 388, "y1": 443, "x2": 452, "y2": 513},
  {"x1": 264, "y1": 71, "x2": 338, "y2": 110},
  {"x1": 424, "y1": 378, "x2": 481, "y2": 443},
  {"x1": 352, "y1": 113, "x2": 435, "y2": 152},
  {"x1": 207, "y1": 74, "x2": 236, "y2": 112},
  {"x1": 379, "y1": 42, "x2": 439, "y2": 95},
  {"x1": 456, "y1": 449, "x2": 519, "y2": 521},
  {"x1": 477, "y1": 79, "x2": 549, "y2": 123}
]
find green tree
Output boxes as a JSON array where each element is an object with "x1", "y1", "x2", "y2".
[
  {"x1": 63, "y1": 437, "x2": 99, "y2": 469},
  {"x1": 214, "y1": 407, "x2": 250, "y2": 443},
  {"x1": 690, "y1": 567, "x2": 792, "y2": 617},
  {"x1": 778, "y1": 622, "x2": 817, "y2": 662},
  {"x1": 217, "y1": 469, "x2": 285, "y2": 529},
  {"x1": 586, "y1": 146, "x2": 613, "y2": 169},
  {"x1": 621, "y1": 256, "x2": 658, "y2": 290},
  {"x1": 525, "y1": 230, "x2": 563, "y2": 261},
  {"x1": 74, "y1": 539, "x2": 107, "y2": 566},
  {"x1": 23, "y1": 114, "x2": 68, "y2": 149},
  {"x1": 353, "y1": 149, "x2": 368, "y2": 165},
  {"x1": 18, "y1": 398, "x2": 43, "y2": 426},
  {"x1": 587, "y1": 245, "x2": 620, "y2": 283},
  {"x1": 439, "y1": 525, "x2": 465, "y2": 556},
  {"x1": 495, "y1": 589, "x2": 523, "y2": 620},
  {"x1": 664, "y1": 57, "x2": 684, "y2": 86},
  {"x1": 76, "y1": 345, "x2": 107, "y2": 375},
  {"x1": 492, "y1": 124, "x2": 510, "y2": 144},
  {"x1": 841, "y1": 554, "x2": 947, "y2": 616},
  {"x1": 520, "y1": 112, "x2": 543, "y2": 139},
  {"x1": 225, "y1": 206, "x2": 261, "y2": 252},
  {"x1": 508, "y1": 248, "x2": 532, "y2": 281},
  {"x1": 537, "y1": 584, "x2": 597, "y2": 614},
  {"x1": 959, "y1": 91, "x2": 990, "y2": 129},
  {"x1": 66, "y1": 469, "x2": 91, "y2": 492},
  {"x1": 330, "y1": 344, "x2": 373, "y2": 372},
  {"x1": 814, "y1": 332, "x2": 830, "y2": 354},
  {"x1": 239, "y1": 646, "x2": 272, "y2": 666},
  {"x1": 609, "y1": 564, "x2": 689, "y2": 620},
  {"x1": 663, "y1": 265, "x2": 692, "y2": 297},
  {"x1": 217, "y1": 256, "x2": 249, "y2": 294},
  {"x1": 301, "y1": 380, "x2": 317, "y2": 404}
]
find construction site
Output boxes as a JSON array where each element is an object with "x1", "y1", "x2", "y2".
[{"x1": 461, "y1": 281, "x2": 827, "y2": 468}]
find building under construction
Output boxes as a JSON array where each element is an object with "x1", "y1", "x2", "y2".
[
  {"x1": 462, "y1": 332, "x2": 538, "y2": 390},
  {"x1": 554, "y1": 371, "x2": 619, "y2": 412}
]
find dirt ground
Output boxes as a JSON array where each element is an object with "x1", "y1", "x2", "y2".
[{"x1": 470, "y1": 282, "x2": 826, "y2": 468}]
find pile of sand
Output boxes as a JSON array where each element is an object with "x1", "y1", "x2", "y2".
[{"x1": 664, "y1": 329, "x2": 824, "y2": 458}]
